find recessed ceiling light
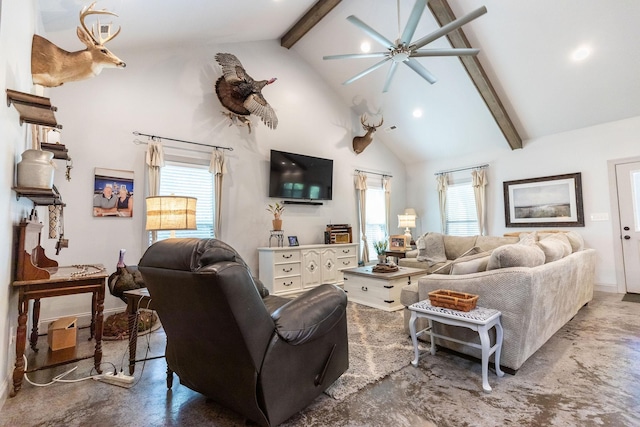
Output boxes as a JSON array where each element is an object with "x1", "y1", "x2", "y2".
[
  {"x1": 413, "y1": 109, "x2": 423, "y2": 118},
  {"x1": 571, "y1": 45, "x2": 591, "y2": 61},
  {"x1": 360, "y1": 42, "x2": 371, "y2": 53}
]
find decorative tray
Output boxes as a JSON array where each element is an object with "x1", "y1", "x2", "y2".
[{"x1": 428, "y1": 289, "x2": 479, "y2": 312}]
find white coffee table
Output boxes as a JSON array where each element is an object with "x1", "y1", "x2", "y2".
[{"x1": 408, "y1": 299, "x2": 504, "y2": 392}]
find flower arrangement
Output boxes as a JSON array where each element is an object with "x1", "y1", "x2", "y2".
[
  {"x1": 373, "y1": 240, "x2": 388, "y2": 255},
  {"x1": 266, "y1": 202, "x2": 284, "y2": 220}
]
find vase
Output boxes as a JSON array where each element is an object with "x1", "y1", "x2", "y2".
[
  {"x1": 17, "y1": 149, "x2": 54, "y2": 189},
  {"x1": 378, "y1": 254, "x2": 386, "y2": 264},
  {"x1": 272, "y1": 219, "x2": 282, "y2": 231}
]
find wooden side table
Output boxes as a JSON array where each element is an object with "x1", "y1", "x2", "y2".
[
  {"x1": 408, "y1": 299, "x2": 504, "y2": 392},
  {"x1": 11, "y1": 265, "x2": 107, "y2": 396}
]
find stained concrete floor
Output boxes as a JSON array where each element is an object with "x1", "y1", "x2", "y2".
[{"x1": 1, "y1": 291, "x2": 639, "y2": 427}]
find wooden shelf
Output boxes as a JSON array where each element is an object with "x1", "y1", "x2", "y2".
[
  {"x1": 40, "y1": 142, "x2": 69, "y2": 160},
  {"x1": 6, "y1": 89, "x2": 62, "y2": 129},
  {"x1": 13, "y1": 187, "x2": 64, "y2": 206}
]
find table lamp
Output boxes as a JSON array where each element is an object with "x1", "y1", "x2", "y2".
[
  {"x1": 146, "y1": 196, "x2": 197, "y2": 240},
  {"x1": 398, "y1": 212, "x2": 416, "y2": 250}
]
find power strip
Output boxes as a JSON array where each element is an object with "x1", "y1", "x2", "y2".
[{"x1": 95, "y1": 371, "x2": 135, "y2": 387}]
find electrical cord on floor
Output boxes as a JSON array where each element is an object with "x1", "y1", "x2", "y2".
[{"x1": 22, "y1": 355, "x2": 116, "y2": 387}]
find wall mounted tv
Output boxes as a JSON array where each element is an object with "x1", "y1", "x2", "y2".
[{"x1": 269, "y1": 149, "x2": 333, "y2": 201}]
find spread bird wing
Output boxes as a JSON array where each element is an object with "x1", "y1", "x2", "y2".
[
  {"x1": 244, "y1": 93, "x2": 278, "y2": 130},
  {"x1": 215, "y1": 52, "x2": 248, "y2": 83}
]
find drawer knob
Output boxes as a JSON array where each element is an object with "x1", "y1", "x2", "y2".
[
  {"x1": 283, "y1": 267, "x2": 293, "y2": 273},
  {"x1": 282, "y1": 254, "x2": 293, "y2": 259},
  {"x1": 284, "y1": 281, "x2": 293, "y2": 287},
  {"x1": 361, "y1": 286, "x2": 368, "y2": 292},
  {"x1": 343, "y1": 261, "x2": 351, "y2": 265}
]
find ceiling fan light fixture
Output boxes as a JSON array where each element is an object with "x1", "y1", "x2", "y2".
[
  {"x1": 413, "y1": 109, "x2": 423, "y2": 118},
  {"x1": 360, "y1": 41, "x2": 371, "y2": 53},
  {"x1": 571, "y1": 45, "x2": 591, "y2": 61}
]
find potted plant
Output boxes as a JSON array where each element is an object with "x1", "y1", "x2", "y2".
[
  {"x1": 267, "y1": 202, "x2": 284, "y2": 230},
  {"x1": 373, "y1": 240, "x2": 388, "y2": 264}
]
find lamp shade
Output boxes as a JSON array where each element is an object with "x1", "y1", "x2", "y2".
[
  {"x1": 146, "y1": 196, "x2": 197, "y2": 231},
  {"x1": 397, "y1": 214, "x2": 416, "y2": 229}
]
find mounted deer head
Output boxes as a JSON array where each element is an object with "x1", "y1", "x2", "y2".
[
  {"x1": 352, "y1": 114, "x2": 383, "y2": 154},
  {"x1": 31, "y1": 1, "x2": 126, "y2": 87}
]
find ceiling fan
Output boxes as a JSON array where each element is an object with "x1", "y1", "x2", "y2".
[{"x1": 323, "y1": 0, "x2": 487, "y2": 92}]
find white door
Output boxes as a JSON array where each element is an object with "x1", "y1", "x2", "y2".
[{"x1": 616, "y1": 161, "x2": 640, "y2": 293}]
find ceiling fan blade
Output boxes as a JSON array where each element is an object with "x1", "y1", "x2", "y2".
[
  {"x1": 400, "y1": 0, "x2": 427, "y2": 45},
  {"x1": 411, "y1": 48, "x2": 479, "y2": 57},
  {"x1": 411, "y1": 6, "x2": 487, "y2": 50},
  {"x1": 382, "y1": 61, "x2": 399, "y2": 93},
  {"x1": 404, "y1": 58, "x2": 437, "y2": 84},
  {"x1": 323, "y1": 52, "x2": 389, "y2": 60},
  {"x1": 347, "y1": 15, "x2": 395, "y2": 49},
  {"x1": 343, "y1": 58, "x2": 391, "y2": 85}
]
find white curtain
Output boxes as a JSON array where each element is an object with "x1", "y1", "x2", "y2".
[
  {"x1": 436, "y1": 173, "x2": 448, "y2": 234},
  {"x1": 383, "y1": 175, "x2": 392, "y2": 237},
  {"x1": 472, "y1": 168, "x2": 488, "y2": 235},
  {"x1": 209, "y1": 149, "x2": 227, "y2": 239},
  {"x1": 146, "y1": 140, "x2": 164, "y2": 243},
  {"x1": 355, "y1": 172, "x2": 369, "y2": 264}
]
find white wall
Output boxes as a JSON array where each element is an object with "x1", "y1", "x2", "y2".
[
  {"x1": 27, "y1": 41, "x2": 407, "y2": 329},
  {"x1": 0, "y1": 0, "x2": 39, "y2": 404},
  {"x1": 406, "y1": 116, "x2": 640, "y2": 292}
]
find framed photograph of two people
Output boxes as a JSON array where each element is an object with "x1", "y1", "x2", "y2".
[{"x1": 93, "y1": 168, "x2": 134, "y2": 217}]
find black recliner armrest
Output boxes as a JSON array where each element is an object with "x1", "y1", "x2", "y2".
[{"x1": 271, "y1": 284, "x2": 347, "y2": 346}]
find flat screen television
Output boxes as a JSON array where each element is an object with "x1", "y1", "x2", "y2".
[{"x1": 269, "y1": 150, "x2": 333, "y2": 201}]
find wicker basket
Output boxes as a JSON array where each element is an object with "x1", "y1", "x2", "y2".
[{"x1": 428, "y1": 289, "x2": 479, "y2": 312}]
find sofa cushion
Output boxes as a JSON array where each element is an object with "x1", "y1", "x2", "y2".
[
  {"x1": 541, "y1": 233, "x2": 572, "y2": 257},
  {"x1": 432, "y1": 247, "x2": 488, "y2": 275},
  {"x1": 443, "y1": 235, "x2": 478, "y2": 260},
  {"x1": 518, "y1": 232, "x2": 538, "y2": 245},
  {"x1": 486, "y1": 243, "x2": 545, "y2": 270},
  {"x1": 475, "y1": 235, "x2": 519, "y2": 252},
  {"x1": 536, "y1": 238, "x2": 566, "y2": 263},
  {"x1": 450, "y1": 253, "x2": 492, "y2": 274},
  {"x1": 416, "y1": 232, "x2": 447, "y2": 266},
  {"x1": 565, "y1": 231, "x2": 585, "y2": 252}
]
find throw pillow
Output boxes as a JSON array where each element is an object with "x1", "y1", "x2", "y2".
[
  {"x1": 518, "y1": 232, "x2": 538, "y2": 246},
  {"x1": 541, "y1": 233, "x2": 572, "y2": 257},
  {"x1": 432, "y1": 249, "x2": 489, "y2": 274},
  {"x1": 416, "y1": 232, "x2": 447, "y2": 266},
  {"x1": 536, "y1": 239, "x2": 565, "y2": 263},
  {"x1": 486, "y1": 244, "x2": 545, "y2": 270},
  {"x1": 565, "y1": 231, "x2": 585, "y2": 252},
  {"x1": 450, "y1": 253, "x2": 492, "y2": 275}
]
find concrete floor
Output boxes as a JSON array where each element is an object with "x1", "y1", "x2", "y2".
[{"x1": 1, "y1": 291, "x2": 639, "y2": 427}]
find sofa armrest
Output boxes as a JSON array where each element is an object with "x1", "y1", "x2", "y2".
[
  {"x1": 271, "y1": 284, "x2": 347, "y2": 345},
  {"x1": 405, "y1": 249, "x2": 418, "y2": 258}
]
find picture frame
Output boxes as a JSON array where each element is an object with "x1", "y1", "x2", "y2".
[
  {"x1": 93, "y1": 168, "x2": 134, "y2": 217},
  {"x1": 389, "y1": 235, "x2": 408, "y2": 251},
  {"x1": 503, "y1": 172, "x2": 584, "y2": 227},
  {"x1": 288, "y1": 236, "x2": 299, "y2": 246}
]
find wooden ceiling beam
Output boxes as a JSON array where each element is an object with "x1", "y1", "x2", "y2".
[
  {"x1": 281, "y1": 0, "x2": 342, "y2": 49},
  {"x1": 428, "y1": 0, "x2": 522, "y2": 150}
]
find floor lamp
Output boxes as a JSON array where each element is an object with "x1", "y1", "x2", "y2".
[{"x1": 146, "y1": 195, "x2": 197, "y2": 242}]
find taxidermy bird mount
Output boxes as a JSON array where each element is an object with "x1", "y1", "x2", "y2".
[
  {"x1": 215, "y1": 53, "x2": 278, "y2": 130},
  {"x1": 31, "y1": 1, "x2": 126, "y2": 87},
  {"x1": 353, "y1": 114, "x2": 383, "y2": 154},
  {"x1": 323, "y1": 0, "x2": 486, "y2": 92}
]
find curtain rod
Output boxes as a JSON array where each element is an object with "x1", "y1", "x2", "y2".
[
  {"x1": 132, "y1": 131, "x2": 233, "y2": 151},
  {"x1": 355, "y1": 169, "x2": 392, "y2": 178},
  {"x1": 435, "y1": 163, "x2": 488, "y2": 176}
]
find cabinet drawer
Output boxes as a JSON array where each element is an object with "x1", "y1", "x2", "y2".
[
  {"x1": 273, "y1": 262, "x2": 301, "y2": 278},
  {"x1": 273, "y1": 276, "x2": 302, "y2": 294},
  {"x1": 274, "y1": 251, "x2": 300, "y2": 263},
  {"x1": 337, "y1": 246, "x2": 356, "y2": 257},
  {"x1": 337, "y1": 256, "x2": 357, "y2": 269}
]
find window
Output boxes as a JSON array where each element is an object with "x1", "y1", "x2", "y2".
[
  {"x1": 364, "y1": 182, "x2": 387, "y2": 257},
  {"x1": 150, "y1": 158, "x2": 214, "y2": 243},
  {"x1": 445, "y1": 177, "x2": 479, "y2": 236}
]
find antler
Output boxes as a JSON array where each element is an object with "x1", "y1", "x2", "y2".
[
  {"x1": 79, "y1": 1, "x2": 121, "y2": 45},
  {"x1": 360, "y1": 114, "x2": 384, "y2": 129}
]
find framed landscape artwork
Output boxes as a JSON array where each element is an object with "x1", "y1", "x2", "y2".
[{"x1": 503, "y1": 172, "x2": 584, "y2": 227}]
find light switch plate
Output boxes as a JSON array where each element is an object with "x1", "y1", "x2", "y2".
[{"x1": 590, "y1": 213, "x2": 609, "y2": 221}]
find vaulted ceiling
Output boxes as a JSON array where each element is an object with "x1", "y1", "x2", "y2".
[{"x1": 38, "y1": 0, "x2": 640, "y2": 164}]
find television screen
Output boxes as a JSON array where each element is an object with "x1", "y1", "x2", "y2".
[{"x1": 269, "y1": 150, "x2": 333, "y2": 201}]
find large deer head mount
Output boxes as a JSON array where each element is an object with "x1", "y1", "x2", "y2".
[
  {"x1": 352, "y1": 114, "x2": 383, "y2": 154},
  {"x1": 31, "y1": 1, "x2": 126, "y2": 87}
]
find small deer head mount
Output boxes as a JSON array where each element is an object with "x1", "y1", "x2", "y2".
[
  {"x1": 352, "y1": 114, "x2": 383, "y2": 154},
  {"x1": 31, "y1": 1, "x2": 126, "y2": 87}
]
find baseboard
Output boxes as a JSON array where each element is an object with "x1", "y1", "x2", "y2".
[
  {"x1": 594, "y1": 283, "x2": 618, "y2": 293},
  {"x1": 37, "y1": 307, "x2": 123, "y2": 332}
]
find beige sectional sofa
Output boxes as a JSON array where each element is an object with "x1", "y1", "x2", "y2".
[{"x1": 399, "y1": 231, "x2": 596, "y2": 372}]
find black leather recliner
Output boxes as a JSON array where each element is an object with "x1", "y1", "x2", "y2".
[{"x1": 138, "y1": 238, "x2": 349, "y2": 427}]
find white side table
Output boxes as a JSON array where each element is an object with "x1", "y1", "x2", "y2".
[{"x1": 408, "y1": 299, "x2": 504, "y2": 392}]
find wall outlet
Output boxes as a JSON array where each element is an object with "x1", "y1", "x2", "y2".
[{"x1": 9, "y1": 326, "x2": 15, "y2": 347}]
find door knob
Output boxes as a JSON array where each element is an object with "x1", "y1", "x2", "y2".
[
  {"x1": 624, "y1": 226, "x2": 630, "y2": 231},
  {"x1": 624, "y1": 235, "x2": 631, "y2": 240}
]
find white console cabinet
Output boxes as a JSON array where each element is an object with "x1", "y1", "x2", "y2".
[{"x1": 258, "y1": 243, "x2": 358, "y2": 296}]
